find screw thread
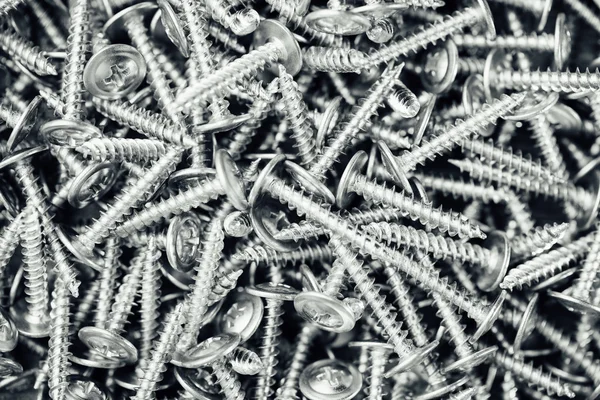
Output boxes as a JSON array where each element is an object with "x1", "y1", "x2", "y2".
[
  {"x1": 460, "y1": 136, "x2": 562, "y2": 183},
  {"x1": 229, "y1": 347, "x2": 264, "y2": 375},
  {"x1": 571, "y1": 227, "x2": 600, "y2": 304},
  {"x1": 363, "y1": 7, "x2": 483, "y2": 70},
  {"x1": 276, "y1": 324, "x2": 318, "y2": 400},
  {"x1": 417, "y1": 174, "x2": 506, "y2": 203},
  {"x1": 489, "y1": 347, "x2": 574, "y2": 397},
  {"x1": 60, "y1": 0, "x2": 92, "y2": 121},
  {"x1": 227, "y1": 80, "x2": 277, "y2": 160},
  {"x1": 500, "y1": 231, "x2": 594, "y2": 290},
  {"x1": 450, "y1": 158, "x2": 595, "y2": 210},
  {"x1": 504, "y1": 192, "x2": 535, "y2": 234},
  {"x1": 125, "y1": 17, "x2": 183, "y2": 124},
  {"x1": 106, "y1": 255, "x2": 144, "y2": 334},
  {"x1": 255, "y1": 299, "x2": 284, "y2": 400},
  {"x1": 303, "y1": 47, "x2": 368, "y2": 73},
  {"x1": 213, "y1": 359, "x2": 245, "y2": 400},
  {"x1": 510, "y1": 223, "x2": 569, "y2": 261},
  {"x1": 0, "y1": 0, "x2": 24, "y2": 17},
  {"x1": 388, "y1": 83, "x2": 420, "y2": 118},
  {"x1": 76, "y1": 138, "x2": 167, "y2": 163},
  {"x1": 530, "y1": 116, "x2": 568, "y2": 179},
  {"x1": 14, "y1": 163, "x2": 80, "y2": 297},
  {"x1": 0, "y1": 102, "x2": 21, "y2": 127},
  {"x1": 133, "y1": 303, "x2": 185, "y2": 400},
  {"x1": 182, "y1": 0, "x2": 215, "y2": 77},
  {"x1": 495, "y1": 68, "x2": 600, "y2": 93},
  {"x1": 19, "y1": 204, "x2": 49, "y2": 319},
  {"x1": 322, "y1": 258, "x2": 347, "y2": 297},
  {"x1": 139, "y1": 234, "x2": 162, "y2": 362},
  {"x1": 152, "y1": 47, "x2": 188, "y2": 90},
  {"x1": 75, "y1": 148, "x2": 181, "y2": 255},
  {"x1": 0, "y1": 212, "x2": 23, "y2": 276},
  {"x1": 366, "y1": 222, "x2": 490, "y2": 265},
  {"x1": 0, "y1": 28, "x2": 57, "y2": 76},
  {"x1": 265, "y1": 179, "x2": 492, "y2": 323},
  {"x1": 47, "y1": 278, "x2": 71, "y2": 400},
  {"x1": 178, "y1": 219, "x2": 224, "y2": 351},
  {"x1": 278, "y1": 65, "x2": 318, "y2": 166},
  {"x1": 233, "y1": 242, "x2": 333, "y2": 266},
  {"x1": 95, "y1": 238, "x2": 121, "y2": 328},
  {"x1": 369, "y1": 125, "x2": 412, "y2": 150},
  {"x1": 365, "y1": 349, "x2": 389, "y2": 400},
  {"x1": 400, "y1": 93, "x2": 525, "y2": 172},
  {"x1": 265, "y1": 0, "x2": 339, "y2": 46},
  {"x1": 454, "y1": 32, "x2": 554, "y2": 51},
  {"x1": 207, "y1": 20, "x2": 246, "y2": 54},
  {"x1": 352, "y1": 175, "x2": 486, "y2": 239},
  {"x1": 310, "y1": 63, "x2": 403, "y2": 180},
  {"x1": 458, "y1": 56, "x2": 485, "y2": 75},
  {"x1": 211, "y1": 268, "x2": 243, "y2": 305},
  {"x1": 114, "y1": 177, "x2": 224, "y2": 237},
  {"x1": 330, "y1": 237, "x2": 414, "y2": 358},
  {"x1": 563, "y1": 0, "x2": 600, "y2": 35},
  {"x1": 72, "y1": 280, "x2": 100, "y2": 334},
  {"x1": 92, "y1": 98, "x2": 194, "y2": 148},
  {"x1": 175, "y1": 42, "x2": 283, "y2": 113}
]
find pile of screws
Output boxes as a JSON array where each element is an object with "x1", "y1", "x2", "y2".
[{"x1": 3, "y1": 0, "x2": 600, "y2": 398}]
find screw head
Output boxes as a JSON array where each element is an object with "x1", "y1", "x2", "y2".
[
  {"x1": 548, "y1": 289, "x2": 600, "y2": 316},
  {"x1": 350, "y1": 3, "x2": 408, "y2": 19},
  {"x1": 474, "y1": 0, "x2": 496, "y2": 39},
  {"x1": 553, "y1": 14, "x2": 570, "y2": 69},
  {"x1": 294, "y1": 291, "x2": 357, "y2": 332},
  {"x1": 224, "y1": 210, "x2": 254, "y2": 237},
  {"x1": 378, "y1": 141, "x2": 412, "y2": 194},
  {"x1": 462, "y1": 74, "x2": 484, "y2": 116},
  {"x1": 285, "y1": 160, "x2": 335, "y2": 203},
  {"x1": 442, "y1": 345, "x2": 497, "y2": 373},
  {"x1": 0, "y1": 308, "x2": 18, "y2": 352},
  {"x1": 247, "y1": 282, "x2": 299, "y2": 301},
  {"x1": 300, "y1": 264, "x2": 322, "y2": 293},
  {"x1": 175, "y1": 366, "x2": 221, "y2": 400},
  {"x1": 482, "y1": 49, "x2": 510, "y2": 104},
  {"x1": 104, "y1": 2, "x2": 158, "y2": 41},
  {"x1": 384, "y1": 340, "x2": 440, "y2": 375},
  {"x1": 83, "y1": 44, "x2": 147, "y2": 100},
  {"x1": 195, "y1": 113, "x2": 253, "y2": 135},
  {"x1": 215, "y1": 149, "x2": 248, "y2": 211},
  {"x1": 253, "y1": 19, "x2": 302, "y2": 76},
  {"x1": 546, "y1": 103, "x2": 582, "y2": 132},
  {"x1": 40, "y1": 120, "x2": 102, "y2": 147},
  {"x1": 181, "y1": 333, "x2": 241, "y2": 368},
  {"x1": 78, "y1": 327, "x2": 138, "y2": 365},
  {"x1": 157, "y1": 0, "x2": 189, "y2": 57},
  {"x1": 9, "y1": 298, "x2": 49, "y2": 338},
  {"x1": 65, "y1": 376, "x2": 109, "y2": 400},
  {"x1": 166, "y1": 212, "x2": 202, "y2": 273},
  {"x1": 503, "y1": 92, "x2": 559, "y2": 122},
  {"x1": 304, "y1": 9, "x2": 371, "y2": 36},
  {"x1": 69, "y1": 341, "x2": 127, "y2": 369},
  {"x1": 421, "y1": 40, "x2": 459, "y2": 94},
  {"x1": 0, "y1": 357, "x2": 22, "y2": 377},
  {"x1": 0, "y1": 145, "x2": 47, "y2": 172},
  {"x1": 7, "y1": 95, "x2": 42, "y2": 151},
  {"x1": 472, "y1": 290, "x2": 507, "y2": 341},
  {"x1": 299, "y1": 359, "x2": 362, "y2": 400},
  {"x1": 512, "y1": 293, "x2": 539, "y2": 354},
  {"x1": 477, "y1": 230, "x2": 511, "y2": 292},
  {"x1": 218, "y1": 291, "x2": 264, "y2": 343},
  {"x1": 336, "y1": 150, "x2": 367, "y2": 209},
  {"x1": 67, "y1": 162, "x2": 119, "y2": 209}
]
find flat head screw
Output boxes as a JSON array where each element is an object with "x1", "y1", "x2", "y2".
[{"x1": 173, "y1": 19, "x2": 302, "y2": 114}]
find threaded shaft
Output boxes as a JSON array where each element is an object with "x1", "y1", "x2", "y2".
[
  {"x1": 233, "y1": 242, "x2": 333, "y2": 266},
  {"x1": 417, "y1": 174, "x2": 507, "y2": 203},
  {"x1": 571, "y1": 227, "x2": 600, "y2": 304},
  {"x1": 92, "y1": 98, "x2": 195, "y2": 148},
  {"x1": 0, "y1": 0, "x2": 24, "y2": 17},
  {"x1": 125, "y1": 16, "x2": 183, "y2": 125},
  {"x1": 362, "y1": 7, "x2": 483, "y2": 70},
  {"x1": 0, "y1": 212, "x2": 23, "y2": 277},
  {"x1": 106, "y1": 255, "x2": 144, "y2": 334},
  {"x1": 494, "y1": 68, "x2": 600, "y2": 93},
  {"x1": 504, "y1": 192, "x2": 535, "y2": 234},
  {"x1": 174, "y1": 42, "x2": 284, "y2": 113},
  {"x1": 303, "y1": 47, "x2": 368, "y2": 73},
  {"x1": 458, "y1": 57, "x2": 485, "y2": 75},
  {"x1": 278, "y1": 65, "x2": 317, "y2": 167},
  {"x1": 530, "y1": 116, "x2": 569, "y2": 180},
  {"x1": 229, "y1": 347, "x2": 263, "y2": 375},
  {"x1": 0, "y1": 28, "x2": 57, "y2": 76},
  {"x1": 133, "y1": 303, "x2": 185, "y2": 400},
  {"x1": 177, "y1": 219, "x2": 224, "y2": 351},
  {"x1": 369, "y1": 125, "x2": 413, "y2": 150},
  {"x1": 321, "y1": 258, "x2": 347, "y2": 297},
  {"x1": 454, "y1": 32, "x2": 554, "y2": 51},
  {"x1": 75, "y1": 148, "x2": 181, "y2": 256},
  {"x1": 255, "y1": 299, "x2": 284, "y2": 400},
  {"x1": 276, "y1": 324, "x2": 318, "y2": 400},
  {"x1": 365, "y1": 348, "x2": 389, "y2": 400},
  {"x1": 501, "y1": 231, "x2": 594, "y2": 290},
  {"x1": 47, "y1": 278, "x2": 71, "y2": 400},
  {"x1": 139, "y1": 234, "x2": 162, "y2": 363},
  {"x1": 366, "y1": 222, "x2": 490, "y2": 265},
  {"x1": 399, "y1": 93, "x2": 525, "y2": 172},
  {"x1": 60, "y1": 0, "x2": 92, "y2": 121},
  {"x1": 76, "y1": 138, "x2": 167, "y2": 163},
  {"x1": 510, "y1": 223, "x2": 569, "y2": 261},
  {"x1": 212, "y1": 359, "x2": 245, "y2": 400},
  {"x1": 19, "y1": 204, "x2": 49, "y2": 320},
  {"x1": 114, "y1": 177, "x2": 225, "y2": 237},
  {"x1": 207, "y1": 20, "x2": 246, "y2": 54},
  {"x1": 310, "y1": 63, "x2": 403, "y2": 180},
  {"x1": 352, "y1": 175, "x2": 485, "y2": 239},
  {"x1": 95, "y1": 238, "x2": 121, "y2": 328}
]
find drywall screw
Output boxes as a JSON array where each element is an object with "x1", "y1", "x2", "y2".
[
  {"x1": 416, "y1": 174, "x2": 508, "y2": 204},
  {"x1": 380, "y1": 93, "x2": 524, "y2": 192},
  {"x1": 173, "y1": 19, "x2": 303, "y2": 114},
  {"x1": 251, "y1": 157, "x2": 505, "y2": 338},
  {"x1": 309, "y1": 62, "x2": 403, "y2": 181},
  {"x1": 132, "y1": 303, "x2": 184, "y2": 400},
  {"x1": 275, "y1": 324, "x2": 319, "y2": 400},
  {"x1": 335, "y1": 152, "x2": 486, "y2": 239},
  {"x1": 358, "y1": 0, "x2": 496, "y2": 71},
  {"x1": 104, "y1": 3, "x2": 185, "y2": 125},
  {"x1": 176, "y1": 218, "x2": 224, "y2": 353},
  {"x1": 233, "y1": 242, "x2": 334, "y2": 266},
  {"x1": 73, "y1": 146, "x2": 181, "y2": 256},
  {"x1": 114, "y1": 150, "x2": 247, "y2": 237},
  {"x1": 75, "y1": 137, "x2": 167, "y2": 163},
  {"x1": 302, "y1": 47, "x2": 369, "y2": 73},
  {"x1": 10, "y1": 204, "x2": 49, "y2": 338},
  {"x1": 531, "y1": 115, "x2": 569, "y2": 181},
  {"x1": 47, "y1": 278, "x2": 72, "y2": 400},
  {"x1": 349, "y1": 341, "x2": 393, "y2": 400},
  {"x1": 366, "y1": 222, "x2": 511, "y2": 291},
  {"x1": 94, "y1": 238, "x2": 121, "y2": 330},
  {"x1": 500, "y1": 230, "x2": 594, "y2": 291},
  {"x1": 0, "y1": 29, "x2": 57, "y2": 76},
  {"x1": 278, "y1": 65, "x2": 318, "y2": 167},
  {"x1": 138, "y1": 233, "x2": 162, "y2": 364},
  {"x1": 247, "y1": 283, "x2": 299, "y2": 400},
  {"x1": 504, "y1": 192, "x2": 535, "y2": 236}
]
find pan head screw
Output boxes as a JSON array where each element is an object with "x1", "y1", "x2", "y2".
[
  {"x1": 218, "y1": 291, "x2": 264, "y2": 343},
  {"x1": 299, "y1": 359, "x2": 362, "y2": 400},
  {"x1": 165, "y1": 212, "x2": 202, "y2": 273}
]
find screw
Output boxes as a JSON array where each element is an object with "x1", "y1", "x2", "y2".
[
  {"x1": 94, "y1": 238, "x2": 121, "y2": 330},
  {"x1": 229, "y1": 346, "x2": 264, "y2": 375},
  {"x1": 234, "y1": 241, "x2": 334, "y2": 266},
  {"x1": 303, "y1": 47, "x2": 370, "y2": 73},
  {"x1": 508, "y1": 223, "x2": 570, "y2": 262},
  {"x1": 138, "y1": 233, "x2": 162, "y2": 366},
  {"x1": 349, "y1": 341, "x2": 393, "y2": 399},
  {"x1": 0, "y1": 28, "x2": 57, "y2": 76},
  {"x1": 299, "y1": 359, "x2": 363, "y2": 400},
  {"x1": 47, "y1": 278, "x2": 73, "y2": 400},
  {"x1": 75, "y1": 137, "x2": 168, "y2": 163},
  {"x1": 27, "y1": 0, "x2": 67, "y2": 49}
]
